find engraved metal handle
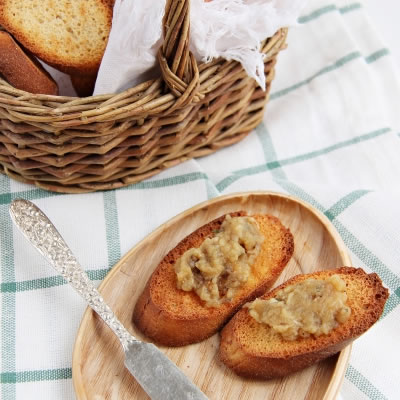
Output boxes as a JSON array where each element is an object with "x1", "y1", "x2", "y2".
[{"x1": 9, "y1": 199, "x2": 137, "y2": 349}]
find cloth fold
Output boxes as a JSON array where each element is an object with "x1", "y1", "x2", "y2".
[{"x1": 1, "y1": 1, "x2": 399, "y2": 399}]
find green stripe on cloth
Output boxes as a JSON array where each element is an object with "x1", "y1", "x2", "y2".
[
  {"x1": 275, "y1": 181, "x2": 400, "y2": 293},
  {"x1": 216, "y1": 127, "x2": 391, "y2": 191},
  {"x1": 0, "y1": 172, "x2": 209, "y2": 208},
  {"x1": 276, "y1": 180, "x2": 322, "y2": 209},
  {"x1": 0, "y1": 269, "x2": 110, "y2": 293},
  {"x1": 298, "y1": 4, "x2": 336, "y2": 23},
  {"x1": 270, "y1": 48, "x2": 390, "y2": 101},
  {"x1": 381, "y1": 293, "x2": 400, "y2": 319},
  {"x1": 270, "y1": 51, "x2": 361, "y2": 100},
  {"x1": 339, "y1": 2, "x2": 362, "y2": 14},
  {"x1": 365, "y1": 48, "x2": 391, "y2": 64},
  {"x1": 1, "y1": 276, "x2": 64, "y2": 293},
  {"x1": 255, "y1": 124, "x2": 286, "y2": 180},
  {"x1": 0, "y1": 193, "x2": 11, "y2": 205},
  {"x1": 215, "y1": 175, "x2": 242, "y2": 192},
  {"x1": 205, "y1": 179, "x2": 220, "y2": 200},
  {"x1": 103, "y1": 191, "x2": 121, "y2": 268},
  {"x1": 1, "y1": 178, "x2": 16, "y2": 399},
  {"x1": 1, "y1": 368, "x2": 72, "y2": 384},
  {"x1": 278, "y1": 128, "x2": 390, "y2": 167},
  {"x1": 324, "y1": 190, "x2": 371, "y2": 221},
  {"x1": 334, "y1": 219, "x2": 400, "y2": 292},
  {"x1": 0, "y1": 190, "x2": 62, "y2": 205},
  {"x1": 345, "y1": 365, "x2": 388, "y2": 400},
  {"x1": 121, "y1": 171, "x2": 208, "y2": 190},
  {"x1": 298, "y1": 2, "x2": 362, "y2": 24},
  {"x1": 87, "y1": 269, "x2": 110, "y2": 281}
]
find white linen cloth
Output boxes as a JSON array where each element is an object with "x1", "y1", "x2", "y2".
[
  {"x1": 94, "y1": 0, "x2": 307, "y2": 94},
  {"x1": 1, "y1": 0, "x2": 400, "y2": 399}
]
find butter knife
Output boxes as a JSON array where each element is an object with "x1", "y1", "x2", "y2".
[{"x1": 9, "y1": 199, "x2": 208, "y2": 400}]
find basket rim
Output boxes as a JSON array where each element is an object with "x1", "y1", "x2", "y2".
[{"x1": 0, "y1": 28, "x2": 288, "y2": 125}]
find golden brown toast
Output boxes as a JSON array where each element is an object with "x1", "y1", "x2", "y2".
[
  {"x1": 219, "y1": 267, "x2": 388, "y2": 379},
  {"x1": 0, "y1": 0, "x2": 113, "y2": 75},
  {"x1": 133, "y1": 212, "x2": 294, "y2": 346},
  {"x1": 0, "y1": 31, "x2": 58, "y2": 95}
]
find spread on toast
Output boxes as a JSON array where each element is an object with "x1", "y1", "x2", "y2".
[
  {"x1": 247, "y1": 274, "x2": 351, "y2": 340},
  {"x1": 219, "y1": 267, "x2": 388, "y2": 379},
  {"x1": 175, "y1": 215, "x2": 264, "y2": 307},
  {"x1": 133, "y1": 212, "x2": 294, "y2": 346}
]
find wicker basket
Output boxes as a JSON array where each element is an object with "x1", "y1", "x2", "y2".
[{"x1": 0, "y1": 0, "x2": 287, "y2": 193}]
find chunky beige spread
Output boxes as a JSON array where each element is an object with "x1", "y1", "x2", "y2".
[
  {"x1": 247, "y1": 275, "x2": 351, "y2": 340},
  {"x1": 174, "y1": 215, "x2": 264, "y2": 307}
]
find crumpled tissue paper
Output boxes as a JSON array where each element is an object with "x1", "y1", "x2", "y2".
[{"x1": 94, "y1": 0, "x2": 307, "y2": 95}]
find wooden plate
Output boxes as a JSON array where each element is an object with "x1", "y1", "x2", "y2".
[{"x1": 73, "y1": 191, "x2": 352, "y2": 400}]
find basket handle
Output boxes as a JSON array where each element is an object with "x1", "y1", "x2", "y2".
[{"x1": 158, "y1": 0, "x2": 201, "y2": 109}]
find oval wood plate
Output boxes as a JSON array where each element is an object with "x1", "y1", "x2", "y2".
[{"x1": 73, "y1": 191, "x2": 352, "y2": 400}]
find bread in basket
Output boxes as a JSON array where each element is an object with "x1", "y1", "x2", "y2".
[{"x1": 0, "y1": 0, "x2": 288, "y2": 193}]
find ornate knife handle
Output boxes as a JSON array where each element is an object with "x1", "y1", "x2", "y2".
[{"x1": 9, "y1": 199, "x2": 137, "y2": 349}]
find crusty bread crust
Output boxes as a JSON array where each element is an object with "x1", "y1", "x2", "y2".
[
  {"x1": 219, "y1": 267, "x2": 388, "y2": 379},
  {"x1": 133, "y1": 212, "x2": 294, "y2": 346},
  {"x1": 0, "y1": 0, "x2": 113, "y2": 75},
  {"x1": 0, "y1": 31, "x2": 58, "y2": 95},
  {"x1": 70, "y1": 73, "x2": 97, "y2": 97}
]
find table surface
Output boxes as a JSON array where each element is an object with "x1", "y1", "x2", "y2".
[{"x1": 364, "y1": 0, "x2": 400, "y2": 69}]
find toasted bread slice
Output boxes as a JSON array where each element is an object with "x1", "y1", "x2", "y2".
[
  {"x1": 133, "y1": 212, "x2": 294, "y2": 346},
  {"x1": 70, "y1": 73, "x2": 97, "y2": 97},
  {"x1": 0, "y1": 0, "x2": 113, "y2": 75},
  {"x1": 0, "y1": 31, "x2": 58, "y2": 95},
  {"x1": 219, "y1": 267, "x2": 388, "y2": 379}
]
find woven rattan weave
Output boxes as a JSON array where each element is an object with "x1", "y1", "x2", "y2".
[{"x1": 0, "y1": 0, "x2": 287, "y2": 193}]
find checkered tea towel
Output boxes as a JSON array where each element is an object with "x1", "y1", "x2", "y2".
[{"x1": 1, "y1": 0, "x2": 400, "y2": 399}]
